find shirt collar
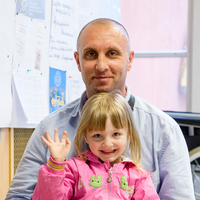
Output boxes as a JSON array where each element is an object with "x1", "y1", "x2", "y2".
[
  {"x1": 124, "y1": 85, "x2": 131, "y2": 102},
  {"x1": 70, "y1": 91, "x2": 88, "y2": 118},
  {"x1": 70, "y1": 86, "x2": 131, "y2": 118}
]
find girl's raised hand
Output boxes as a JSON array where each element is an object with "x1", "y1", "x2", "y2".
[{"x1": 41, "y1": 129, "x2": 71, "y2": 162}]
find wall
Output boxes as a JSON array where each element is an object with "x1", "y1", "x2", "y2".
[{"x1": 121, "y1": 0, "x2": 188, "y2": 112}]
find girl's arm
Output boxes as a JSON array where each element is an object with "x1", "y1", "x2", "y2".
[
  {"x1": 132, "y1": 172, "x2": 160, "y2": 200},
  {"x1": 32, "y1": 129, "x2": 74, "y2": 200},
  {"x1": 32, "y1": 156, "x2": 75, "y2": 200}
]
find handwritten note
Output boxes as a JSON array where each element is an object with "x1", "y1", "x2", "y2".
[{"x1": 49, "y1": 0, "x2": 78, "y2": 69}]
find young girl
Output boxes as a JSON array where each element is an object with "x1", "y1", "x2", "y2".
[{"x1": 32, "y1": 92, "x2": 159, "y2": 200}]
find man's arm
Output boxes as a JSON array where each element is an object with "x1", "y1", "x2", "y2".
[
  {"x1": 5, "y1": 122, "x2": 48, "y2": 200},
  {"x1": 158, "y1": 124, "x2": 195, "y2": 199}
]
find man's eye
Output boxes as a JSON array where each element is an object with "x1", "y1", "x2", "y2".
[
  {"x1": 113, "y1": 132, "x2": 120, "y2": 137},
  {"x1": 85, "y1": 52, "x2": 97, "y2": 58},
  {"x1": 108, "y1": 51, "x2": 118, "y2": 57},
  {"x1": 94, "y1": 134, "x2": 101, "y2": 138}
]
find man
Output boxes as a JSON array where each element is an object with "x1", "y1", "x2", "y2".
[{"x1": 6, "y1": 18, "x2": 195, "y2": 199}]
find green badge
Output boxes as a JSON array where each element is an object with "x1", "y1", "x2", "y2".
[
  {"x1": 120, "y1": 176, "x2": 128, "y2": 191},
  {"x1": 89, "y1": 175, "x2": 102, "y2": 188}
]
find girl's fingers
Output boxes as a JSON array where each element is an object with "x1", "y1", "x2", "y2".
[
  {"x1": 41, "y1": 135, "x2": 51, "y2": 147},
  {"x1": 54, "y1": 129, "x2": 60, "y2": 142},
  {"x1": 66, "y1": 137, "x2": 71, "y2": 146},
  {"x1": 61, "y1": 131, "x2": 67, "y2": 143},
  {"x1": 43, "y1": 129, "x2": 69, "y2": 147},
  {"x1": 45, "y1": 131, "x2": 54, "y2": 143}
]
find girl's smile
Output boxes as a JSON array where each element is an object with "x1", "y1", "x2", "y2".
[{"x1": 85, "y1": 117, "x2": 128, "y2": 166}]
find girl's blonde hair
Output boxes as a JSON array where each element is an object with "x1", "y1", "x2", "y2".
[{"x1": 74, "y1": 92, "x2": 141, "y2": 168}]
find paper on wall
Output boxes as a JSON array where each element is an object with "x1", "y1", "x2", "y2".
[
  {"x1": 11, "y1": 71, "x2": 48, "y2": 125},
  {"x1": 12, "y1": 13, "x2": 45, "y2": 73},
  {"x1": 49, "y1": 0, "x2": 79, "y2": 69}
]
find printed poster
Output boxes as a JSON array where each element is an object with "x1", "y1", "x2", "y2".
[
  {"x1": 16, "y1": 0, "x2": 45, "y2": 20},
  {"x1": 49, "y1": 67, "x2": 66, "y2": 113}
]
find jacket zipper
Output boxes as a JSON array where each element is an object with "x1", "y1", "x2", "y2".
[
  {"x1": 107, "y1": 167, "x2": 113, "y2": 183},
  {"x1": 107, "y1": 167, "x2": 113, "y2": 199}
]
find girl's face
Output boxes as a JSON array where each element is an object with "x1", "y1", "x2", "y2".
[{"x1": 85, "y1": 117, "x2": 128, "y2": 166}]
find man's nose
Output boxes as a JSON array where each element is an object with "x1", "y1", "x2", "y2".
[{"x1": 96, "y1": 55, "x2": 108, "y2": 72}]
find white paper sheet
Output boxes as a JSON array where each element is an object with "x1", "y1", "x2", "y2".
[
  {"x1": 49, "y1": 0, "x2": 79, "y2": 69},
  {"x1": 13, "y1": 14, "x2": 45, "y2": 73},
  {"x1": 11, "y1": 71, "x2": 48, "y2": 125},
  {"x1": 68, "y1": 76, "x2": 85, "y2": 102},
  {"x1": 0, "y1": 72, "x2": 13, "y2": 127},
  {"x1": 0, "y1": 0, "x2": 15, "y2": 127}
]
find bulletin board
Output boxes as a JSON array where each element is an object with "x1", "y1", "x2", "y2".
[{"x1": 0, "y1": 0, "x2": 120, "y2": 128}]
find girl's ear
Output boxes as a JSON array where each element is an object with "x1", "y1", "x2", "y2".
[
  {"x1": 84, "y1": 135, "x2": 88, "y2": 144},
  {"x1": 127, "y1": 133, "x2": 130, "y2": 140}
]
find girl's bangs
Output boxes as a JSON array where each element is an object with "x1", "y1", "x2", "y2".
[{"x1": 86, "y1": 108, "x2": 127, "y2": 132}]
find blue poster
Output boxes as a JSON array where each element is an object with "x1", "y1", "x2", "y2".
[
  {"x1": 16, "y1": 0, "x2": 45, "y2": 20},
  {"x1": 49, "y1": 67, "x2": 66, "y2": 113}
]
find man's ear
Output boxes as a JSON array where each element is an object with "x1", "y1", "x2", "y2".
[
  {"x1": 74, "y1": 51, "x2": 81, "y2": 72},
  {"x1": 127, "y1": 51, "x2": 134, "y2": 71}
]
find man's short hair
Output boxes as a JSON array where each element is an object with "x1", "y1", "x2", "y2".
[{"x1": 76, "y1": 18, "x2": 131, "y2": 51}]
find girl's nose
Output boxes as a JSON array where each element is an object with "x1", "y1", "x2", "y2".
[{"x1": 102, "y1": 138, "x2": 113, "y2": 148}]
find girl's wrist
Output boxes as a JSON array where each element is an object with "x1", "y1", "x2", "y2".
[
  {"x1": 51, "y1": 156, "x2": 65, "y2": 162},
  {"x1": 47, "y1": 156, "x2": 66, "y2": 172}
]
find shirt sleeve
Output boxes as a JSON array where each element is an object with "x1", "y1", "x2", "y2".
[
  {"x1": 158, "y1": 124, "x2": 195, "y2": 199},
  {"x1": 134, "y1": 98, "x2": 195, "y2": 199},
  {"x1": 132, "y1": 172, "x2": 160, "y2": 200},
  {"x1": 32, "y1": 156, "x2": 75, "y2": 200}
]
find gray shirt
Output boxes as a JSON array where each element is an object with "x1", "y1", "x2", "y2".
[{"x1": 6, "y1": 87, "x2": 195, "y2": 199}]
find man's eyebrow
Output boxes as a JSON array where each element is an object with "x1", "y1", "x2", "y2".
[
  {"x1": 106, "y1": 46, "x2": 121, "y2": 51},
  {"x1": 83, "y1": 46, "x2": 121, "y2": 53},
  {"x1": 82, "y1": 47, "x2": 97, "y2": 53}
]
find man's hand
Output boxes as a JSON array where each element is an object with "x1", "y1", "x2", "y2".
[{"x1": 41, "y1": 129, "x2": 71, "y2": 162}]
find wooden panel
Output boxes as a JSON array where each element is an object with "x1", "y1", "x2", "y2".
[
  {"x1": 13, "y1": 129, "x2": 33, "y2": 174},
  {"x1": 0, "y1": 128, "x2": 10, "y2": 200}
]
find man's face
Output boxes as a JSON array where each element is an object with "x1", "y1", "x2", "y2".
[{"x1": 74, "y1": 23, "x2": 134, "y2": 98}]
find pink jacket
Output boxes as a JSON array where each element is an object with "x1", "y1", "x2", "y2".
[{"x1": 32, "y1": 151, "x2": 159, "y2": 200}]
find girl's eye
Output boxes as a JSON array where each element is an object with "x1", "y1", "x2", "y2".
[
  {"x1": 94, "y1": 134, "x2": 101, "y2": 138},
  {"x1": 113, "y1": 132, "x2": 120, "y2": 137}
]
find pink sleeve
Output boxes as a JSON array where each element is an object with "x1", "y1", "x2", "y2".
[
  {"x1": 132, "y1": 173, "x2": 160, "y2": 200},
  {"x1": 32, "y1": 156, "x2": 76, "y2": 200}
]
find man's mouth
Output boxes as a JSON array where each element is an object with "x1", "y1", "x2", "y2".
[{"x1": 93, "y1": 76, "x2": 113, "y2": 80}]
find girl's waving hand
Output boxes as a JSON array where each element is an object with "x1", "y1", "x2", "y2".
[{"x1": 41, "y1": 129, "x2": 71, "y2": 162}]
